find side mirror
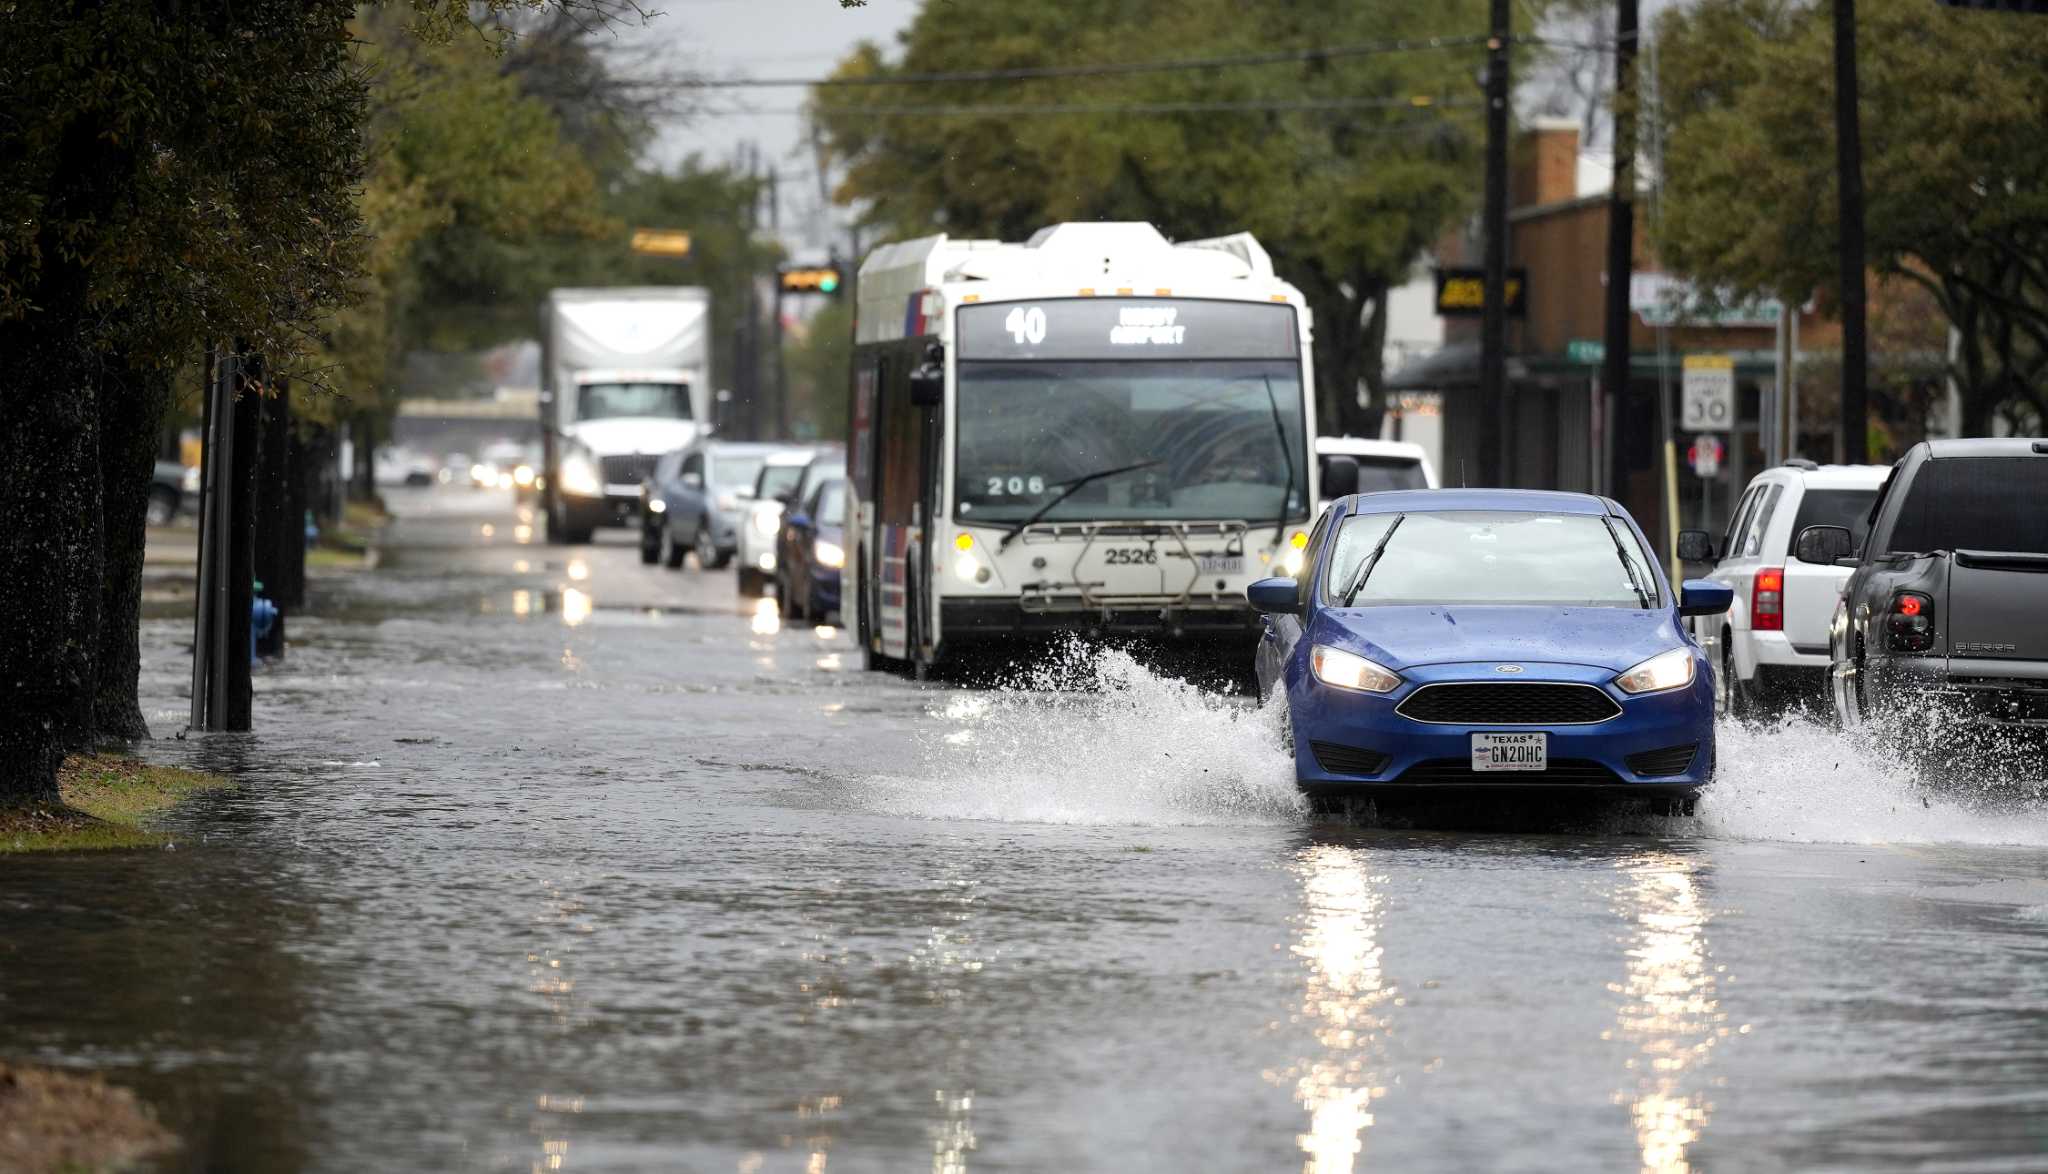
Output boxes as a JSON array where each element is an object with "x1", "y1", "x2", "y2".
[
  {"x1": 774, "y1": 490, "x2": 797, "y2": 507},
  {"x1": 1320, "y1": 455, "x2": 1360, "y2": 500},
  {"x1": 1678, "y1": 579, "x2": 1734, "y2": 618},
  {"x1": 1794, "y1": 524, "x2": 1854, "y2": 567},
  {"x1": 682, "y1": 472, "x2": 703, "y2": 489},
  {"x1": 1246, "y1": 576, "x2": 1301, "y2": 616},
  {"x1": 1675, "y1": 529, "x2": 1716, "y2": 563},
  {"x1": 909, "y1": 342, "x2": 945, "y2": 407}
]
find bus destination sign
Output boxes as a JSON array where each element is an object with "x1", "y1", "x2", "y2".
[{"x1": 958, "y1": 298, "x2": 1298, "y2": 361}]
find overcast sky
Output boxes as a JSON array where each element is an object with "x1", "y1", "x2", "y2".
[{"x1": 614, "y1": 0, "x2": 923, "y2": 260}]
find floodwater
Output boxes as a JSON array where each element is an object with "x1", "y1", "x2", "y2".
[{"x1": 5, "y1": 488, "x2": 2048, "y2": 1172}]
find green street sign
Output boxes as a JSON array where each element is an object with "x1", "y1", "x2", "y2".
[{"x1": 1566, "y1": 338, "x2": 1605, "y2": 365}]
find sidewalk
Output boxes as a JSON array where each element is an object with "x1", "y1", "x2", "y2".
[{"x1": 142, "y1": 525, "x2": 198, "y2": 610}]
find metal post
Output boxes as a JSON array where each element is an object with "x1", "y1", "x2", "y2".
[
  {"x1": 1788, "y1": 309, "x2": 1801, "y2": 458},
  {"x1": 1478, "y1": 0, "x2": 1512, "y2": 486},
  {"x1": 772, "y1": 281, "x2": 788, "y2": 440},
  {"x1": 189, "y1": 347, "x2": 219, "y2": 730},
  {"x1": 1833, "y1": 0, "x2": 1869, "y2": 463},
  {"x1": 1771, "y1": 303, "x2": 1793, "y2": 466},
  {"x1": 1602, "y1": 0, "x2": 1639, "y2": 497}
]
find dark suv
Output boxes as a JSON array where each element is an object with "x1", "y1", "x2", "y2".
[{"x1": 1809, "y1": 440, "x2": 2048, "y2": 755}]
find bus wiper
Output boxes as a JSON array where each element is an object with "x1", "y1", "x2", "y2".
[
  {"x1": 997, "y1": 459, "x2": 1162, "y2": 551},
  {"x1": 1341, "y1": 514, "x2": 1405, "y2": 607},
  {"x1": 1602, "y1": 517, "x2": 1653, "y2": 609},
  {"x1": 1261, "y1": 374, "x2": 1295, "y2": 544}
]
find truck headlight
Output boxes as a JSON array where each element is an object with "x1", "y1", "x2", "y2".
[
  {"x1": 513, "y1": 464, "x2": 534, "y2": 487},
  {"x1": 814, "y1": 539, "x2": 845, "y2": 569},
  {"x1": 1310, "y1": 645, "x2": 1401, "y2": 694},
  {"x1": 753, "y1": 506, "x2": 782, "y2": 536},
  {"x1": 1616, "y1": 647, "x2": 1695, "y2": 695},
  {"x1": 558, "y1": 455, "x2": 601, "y2": 498},
  {"x1": 646, "y1": 497, "x2": 666, "y2": 514}
]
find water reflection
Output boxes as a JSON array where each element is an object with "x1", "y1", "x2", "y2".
[
  {"x1": 930, "y1": 1088, "x2": 976, "y2": 1174},
  {"x1": 560, "y1": 587, "x2": 591, "y2": 627},
  {"x1": 1284, "y1": 844, "x2": 1392, "y2": 1174},
  {"x1": 1610, "y1": 853, "x2": 1723, "y2": 1174},
  {"x1": 751, "y1": 596, "x2": 781, "y2": 636},
  {"x1": 526, "y1": 881, "x2": 589, "y2": 1174},
  {"x1": 567, "y1": 559, "x2": 589, "y2": 582}
]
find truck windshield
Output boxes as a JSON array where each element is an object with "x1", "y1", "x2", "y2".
[
  {"x1": 953, "y1": 359, "x2": 1307, "y2": 524},
  {"x1": 755, "y1": 464, "x2": 805, "y2": 501},
  {"x1": 1325, "y1": 510, "x2": 1660, "y2": 608},
  {"x1": 577, "y1": 382, "x2": 691, "y2": 422},
  {"x1": 1889, "y1": 457, "x2": 2048, "y2": 555}
]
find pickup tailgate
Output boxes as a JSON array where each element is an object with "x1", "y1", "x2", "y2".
[{"x1": 1946, "y1": 550, "x2": 2048, "y2": 661}]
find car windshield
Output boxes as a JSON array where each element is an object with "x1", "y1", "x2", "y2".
[
  {"x1": 577, "y1": 382, "x2": 691, "y2": 422},
  {"x1": 1325, "y1": 510, "x2": 1660, "y2": 608},
  {"x1": 756, "y1": 463, "x2": 805, "y2": 500},
  {"x1": 954, "y1": 359, "x2": 1308, "y2": 524},
  {"x1": 816, "y1": 482, "x2": 845, "y2": 522},
  {"x1": 716, "y1": 457, "x2": 764, "y2": 494},
  {"x1": 1889, "y1": 457, "x2": 2048, "y2": 555},
  {"x1": 1790, "y1": 487, "x2": 1878, "y2": 554}
]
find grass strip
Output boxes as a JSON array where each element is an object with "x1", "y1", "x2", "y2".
[{"x1": 0, "y1": 754, "x2": 232, "y2": 854}]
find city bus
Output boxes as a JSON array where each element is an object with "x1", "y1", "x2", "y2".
[{"x1": 845, "y1": 222, "x2": 1335, "y2": 680}]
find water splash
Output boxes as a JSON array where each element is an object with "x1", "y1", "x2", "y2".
[
  {"x1": 852, "y1": 640, "x2": 1302, "y2": 826},
  {"x1": 1698, "y1": 713, "x2": 2048, "y2": 848}
]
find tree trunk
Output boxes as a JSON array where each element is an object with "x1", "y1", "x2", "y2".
[
  {"x1": 93, "y1": 357, "x2": 173, "y2": 744},
  {"x1": 1305, "y1": 270, "x2": 1379, "y2": 439}
]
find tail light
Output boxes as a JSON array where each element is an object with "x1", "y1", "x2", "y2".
[
  {"x1": 1886, "y1": 591, "x2": 1935, "y2": 653},
  {"x1": 1751, "y1": 567, "x2": 1784, "y2": 631}
]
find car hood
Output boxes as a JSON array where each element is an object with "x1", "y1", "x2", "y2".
[
  {"x1": 1314, "y1": 604, "x2": 1684, "y2": 673},
  {"x1": 565, "y1": 417, "x2": 699, "y2": 457}
]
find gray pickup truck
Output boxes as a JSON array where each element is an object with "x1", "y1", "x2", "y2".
[{"x1": 1806, "y1": 439, "x2": 2048, "y2": 761}]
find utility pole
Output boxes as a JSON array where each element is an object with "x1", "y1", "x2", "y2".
[
  {"x1": 1601, "y1": 0, "x2": 1638, "y2": 496},
  {"x1": 769, "y1": 164, "x2": 788, "y2": 440},
  {"x1": 1833, "y1": 0, "x2": 1869, "y2": 463},
  {"x1": 1478, "y1": 0, "x2": 1512, "y2": 486}
]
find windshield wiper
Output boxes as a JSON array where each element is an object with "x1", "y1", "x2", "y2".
[
  {"x1": 997, "y1": 459, "x2": 1161, "y2": 551},
  {"x1": 1601, "y1": 517, "x2": 1653, "y2": 609},
  {"x1": 1341, "y1": 514, "x2": 1405, "y2": 606},
  {"x1": 1260, "y1": 374, "x2": 1296, "y2": 544}
]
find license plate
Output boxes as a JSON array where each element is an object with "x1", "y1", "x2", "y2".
[
  {"x1": 1197, "y1": 555, "x2": 1244, "y2": 574},
  {"x1": 1471, "y1": 732, "x2": 1547, "y2": 772}
]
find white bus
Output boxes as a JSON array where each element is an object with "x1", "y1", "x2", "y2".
[{"x1": 845, "y1": 222, "x2": 1334, "y2": 680}]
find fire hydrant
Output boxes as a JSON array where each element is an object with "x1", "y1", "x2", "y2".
[{"x1": 252, "y1": 582, "x2": 278, "y2": 665}]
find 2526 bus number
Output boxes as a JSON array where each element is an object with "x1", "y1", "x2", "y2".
[{"x1": 1103, "y1": 547, "x2": 1157, "y2": 565}]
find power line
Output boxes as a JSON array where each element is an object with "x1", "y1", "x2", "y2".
[
  {"x1": 628, "y1": 34, "x2": 1493, "y2": 90},
  {"x1": 707, "y1": 95, "x2": 1484, "y2": 119}
]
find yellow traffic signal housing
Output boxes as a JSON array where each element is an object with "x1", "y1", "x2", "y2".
[{"x1": 779, "y1": 266, "x2": 843, "y2": 295}]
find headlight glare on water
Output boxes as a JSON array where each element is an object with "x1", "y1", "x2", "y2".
[
  {"x1": 1310, "y1": 645, "x2": 1401, "y2": 694},
  {"x1": 1615, "y1": 647, "x2": 1695, "y2": 695}
]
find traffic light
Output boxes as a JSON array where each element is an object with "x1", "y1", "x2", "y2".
[{"x1": 778, "y1": 265, "x2": 844, "y2": 295}]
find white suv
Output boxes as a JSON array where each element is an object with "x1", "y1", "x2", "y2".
[{"x1": 1686, "y1": 460, "x2": 1889, "y2": 716}]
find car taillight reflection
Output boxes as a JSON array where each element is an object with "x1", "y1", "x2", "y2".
[
  {"x1": 1752, "y1": 567, "x2": 1784, "y2": 632},
  {"x1": 1886, "y1": 591, "x2": 1935, "y2": 653}
]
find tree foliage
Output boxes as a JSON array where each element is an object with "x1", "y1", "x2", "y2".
[
  {"x1": 1655, "y1": 0, "x2": 2048, "y2": 434},
  {"x1": 809, "y1": 0, "x2": 1497, "y2": 435}
]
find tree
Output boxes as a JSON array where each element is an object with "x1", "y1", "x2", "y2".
[
  {"x1": 808, "y1": 0, "x2": 1494, "y2": 437},
  {"x1": 1654, "y1": 0, "x2": 2048, "y2": 436}
]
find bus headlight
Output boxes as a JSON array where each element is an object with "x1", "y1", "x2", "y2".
[
  {"x1": 814, "y1": 539, "x2": 845, "y2": 569},
  {"x1": 954, "y1": 552, "x2": 982, "y2": 582},
  {"x1": 558, "y1": 455, "x2": 601, "y2": 498}
]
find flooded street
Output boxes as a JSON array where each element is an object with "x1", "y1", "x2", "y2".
[{"x1": 5, "y1": 487, "x2": 2048, "y2": 1172}]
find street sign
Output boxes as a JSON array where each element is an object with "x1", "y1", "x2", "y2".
[
  {"x1": 1565, "y1": 338, "x2": 1604, "y2": 365},
  {"x1": 629, "y1": 228, "x2": 691, "y2": 258},
  {"x1": 1688, "y1": 435, "x2": 1724, "y2": 479},
  {"x1": 1681, "y1": 354, "x2": 1735, "y2": 431}
]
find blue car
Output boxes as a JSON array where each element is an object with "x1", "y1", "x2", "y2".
[
  {"x1": 778, "y1": 475, "x2": 845, "y2": 622},
  {"x1": 1248, "y1": 489, "x2": 1733, "y2": 813}
]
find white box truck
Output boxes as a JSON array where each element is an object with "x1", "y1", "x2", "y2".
[{"x1": 539, "y1": 287, "x2": 712, "y2": 544}]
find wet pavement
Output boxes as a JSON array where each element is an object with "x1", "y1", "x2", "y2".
[{"x1": 6, "y1": 486, "x2": 2048, "y2": 1172}]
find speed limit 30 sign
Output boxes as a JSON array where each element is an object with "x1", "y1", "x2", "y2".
[{"x1": 1681, "y1": 354, "x2": 1735, "y2": 432}]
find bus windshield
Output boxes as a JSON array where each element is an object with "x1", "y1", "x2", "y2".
[{"x1": 953, "y1": 359, "x2": 1308, "y2": 525}]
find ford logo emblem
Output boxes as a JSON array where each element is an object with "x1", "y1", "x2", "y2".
[{"x1": 1494, "y1": 664, "x2": 1524, "y2": 674}]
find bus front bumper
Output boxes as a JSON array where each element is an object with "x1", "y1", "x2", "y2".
[{"x1": 939, "y1": 597, "x2": 1260, "y2": 642}]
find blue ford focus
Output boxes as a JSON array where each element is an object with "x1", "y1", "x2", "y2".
[{"x1": 1248, "y1": 490, "x2": 1733, "y2": 813}]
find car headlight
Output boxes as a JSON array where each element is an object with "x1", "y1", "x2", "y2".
[
  {"x1": 471, "y1": 463, "x2": 490, "y2": 482},
  {"x1": 814, "y1": 539, "x2": 845, "y2": 569},
  {"x1": 646, "y1": 497, "x2": 666, "y2": 514},
  {"x1": 513, "y1": 465, "x2": 534, "y2": 487},
  {"x1": 558, "y1": 455, "x2": 601, "y2": 497},
  {"x1": 715, "y1": 492, "x2": 739, "y2": 512},
  {"x1": 753, "y1": 506, "x2": 783, "y2": 536},
  {"x1": 1309, "y1": 645, "x2": 1401, "y2": 694},
  {"x1": 1615, "y1": 647, "x2": 1696, "y2": 695}
]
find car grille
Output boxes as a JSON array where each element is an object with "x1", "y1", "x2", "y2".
[
  {"x1": 601, "y1": 453, "x2": 659, "y2": 486},
  {"x1": 1309, "y1": 742, "x2": 1389, "y2": 777},
  {"x1": 1395, "y1": 682, "x2": 1621, "y2": 725},
  {"x1": 1625, "y1": 744, "x2": 1699, "y2": 778},
  {"x1": 1391, "y1": 758, "x2": 1622, "y2": 785}
]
